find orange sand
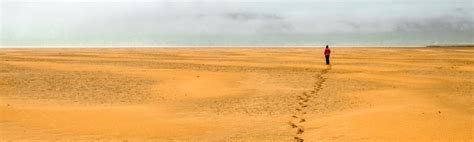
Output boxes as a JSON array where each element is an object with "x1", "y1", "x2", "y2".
[{"x1": 0, "y1": 47, "x2": 472, "y2": 141}]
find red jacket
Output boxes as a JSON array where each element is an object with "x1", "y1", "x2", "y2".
[{"x1": 324, "y1": 48, "x2": 331, "y2": 56}]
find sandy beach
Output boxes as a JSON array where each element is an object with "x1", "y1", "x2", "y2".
[{"x1": 0, "y1": 47, "x2": 472, "y2": 141}]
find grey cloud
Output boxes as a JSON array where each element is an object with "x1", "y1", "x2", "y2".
[
  {"x1": 257, "y1": 22, "x2": 294, "y2": 33},
  {"x1": 223, "y1": 12, "x2": 284, "y2": 21},
  {"x1": 453, "y1": 7, "x2": 473, "y2": 15},
  {"x1": 394, "y1": 8, "x2": 474, "y2": 32},
  {"x1": 341, "y1": 21, "x2": 361, "y2": 30}
]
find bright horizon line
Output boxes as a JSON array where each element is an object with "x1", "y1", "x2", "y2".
[{"x1": 2, "y1": 45, "x2": 473, "y2": 48}]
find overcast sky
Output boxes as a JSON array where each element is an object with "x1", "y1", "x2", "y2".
[{"x1": 1, "y1": 0, "x2": 473, "y2": 46}]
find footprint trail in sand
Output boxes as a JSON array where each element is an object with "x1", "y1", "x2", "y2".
[{"x1": 288, "y1": 65, "x2": 331, "y2": 142}]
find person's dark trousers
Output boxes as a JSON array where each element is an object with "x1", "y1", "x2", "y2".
[{"x1": 325, "y1": 55, "x2": 330, "y2": 64}]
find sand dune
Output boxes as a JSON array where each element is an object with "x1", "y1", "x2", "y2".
[{"x1": 0, "y1": 47, "x2": 472, "y2": 141}]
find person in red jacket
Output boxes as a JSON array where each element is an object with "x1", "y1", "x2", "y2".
[{"x1": 324, "y1": 45, "x2": 331, "y2": 64}]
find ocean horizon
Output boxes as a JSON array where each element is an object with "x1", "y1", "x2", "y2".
[{"x1": 2, "y1": 32, "x2": 472, "y2": 48}]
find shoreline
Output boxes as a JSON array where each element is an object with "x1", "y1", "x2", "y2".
[{"x1": 1, "y1": 45, "x2": 473, "y2": 49}]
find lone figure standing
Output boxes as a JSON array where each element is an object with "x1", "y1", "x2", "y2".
[{"x1": 324, "y1": 45, "x2": 331, "y2": 64}]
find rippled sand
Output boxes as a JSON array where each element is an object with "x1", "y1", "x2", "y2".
[{"x1": 0, "y1": 47, "x2": 472, "y2": 141}]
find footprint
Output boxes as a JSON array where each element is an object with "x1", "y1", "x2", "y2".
[
  {"x1": 297, "y1": 96, "x2": 304, "y2": 100},
  {"x1": 288, "y1": 122, "x2": 298, "y2": 128},
  {"x1": 297, "y1": 128, "x2": 305, "y2": 134},
  {"x1": 294, "y1": 137, "x2": 304, "y2": 142},
  {"x1": 299, "y1": 119, "x2": 306, "y2": 123},
  {"x1": 303, "y1": 93, "x2": 310, "y2": 97}
]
